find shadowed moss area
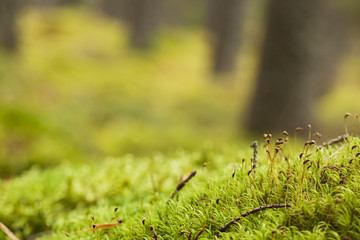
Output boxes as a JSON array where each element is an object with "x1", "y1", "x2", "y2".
[{"x1": 1, "y1": 136, "x2": 359, "y2": 239}]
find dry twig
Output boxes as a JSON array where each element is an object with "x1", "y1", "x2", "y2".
[
  {"x1": 0, "y1": 221, "x2": 20, "y2": 240},
  {"x1": 250, "y1": 141, "x2": 258, "y2": 174},
  {"x1": 318, "y1": 134, "x2": 348, "y2": 149},
  {"x1": 218, "y1": 203, "x2": 290, "y2": 232},
  {"x1": 151, "y1": 226, "x2": 158, "y2": 240},
  {"x1": 194, "y1": 227, "x2": 205, "y2": 240},
  {"x1": 75, "y1": 219, "x2": 123, "y2": 234},
  {"x1": 170, "y1": 171, "x2": 197, "y2": 199}
]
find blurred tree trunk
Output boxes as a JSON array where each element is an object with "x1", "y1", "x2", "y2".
[
  {"x1": 128, "y1": 0, "x2": 163, "y2": 50},
  {"x1": 0, "y1": 0, "x2": 18, "y2": 52},
  {"x1": 208, "y1": 0, "x2": 245, "y2": 74},
  {"x1": 245, "y1": 0, "x2": 350, "y2": 133},
  {"x1": 102, "y1": 0, "x2": 136, "y2": 23},
  {"x1": 102, "y1": 0, "x2": 130, "y2": 21},
  {"x1": 57, "y1": 0, "x2": 82, "y2": 5}
]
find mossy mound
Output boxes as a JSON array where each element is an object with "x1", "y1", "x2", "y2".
[{"x1": 1, "y1": 135, "x2": 360, "y2": 239}]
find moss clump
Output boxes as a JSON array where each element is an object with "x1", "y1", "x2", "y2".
[
  {"x1": 1, "y1": 135, "x2": 359, "y2": 240},
  {"x1": 118, "y1": 136, "x2": 359, "y2": 240}
]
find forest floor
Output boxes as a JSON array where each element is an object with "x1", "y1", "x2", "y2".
[
  {"x1": 1, "y1": 6, "x2": 360, "y2": 240},
  {"x1": 1, "y1": 132, "x2": 360, "y2": 239}
]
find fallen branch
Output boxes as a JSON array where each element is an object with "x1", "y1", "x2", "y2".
[
  {"x1": 319, "y1": 134, "x2": 348, "y2": 149},
  {"x1": 218, "y1": 203, "x2": 290, "y2": 232},
  {"x1": 170, "y1": 171, "x2": 197, "y2": 199},
  {"x1": 0, "y1": 221, "x2": 20, "y2": 240}
]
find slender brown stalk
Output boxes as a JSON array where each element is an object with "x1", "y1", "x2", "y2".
[
  {"x1": 75, "y1": 219, "x2": 123, "y2": 234},
  {"x1": 0, "y1": 222, "x2": 19, "y2": 240},
  {"x1": 170, "y1": 171, "x2": 197, "y2": 199},
  {"x1": 247, "y1": 172, "x2": 259, "y2": 203},
  {"x1": 307, "y1": 124, "x2": 312, "y2": 142},
  {"x1": 218, "y1": 203, "x2": 290, "y2": 232},
  {"x1": 194, "y1": 227, "x2": 206, "y2": 240},
  {"x1": 250, "y1": 141, "x2": 258, "y2": 174},
  {"x1": 94, "y1": 219, "x2": 123, "y2": 230},
  {"x1": 151, "y1": 226, "x2": 158, "y2": 240}
]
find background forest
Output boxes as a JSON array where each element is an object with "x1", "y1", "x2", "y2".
[
  {"x1": 0, "y1": 1, "x2": 360, "y2": 239},
  {"x1": 1, "y1": 0, "x2": 359, "y2": 177}
]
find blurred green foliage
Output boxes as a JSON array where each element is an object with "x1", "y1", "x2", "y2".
[
  {"x1": 0, "y1": 6, "x2": 359, "y2": 177},
  {"x1": 0, "y1": 7, "x2": 251, "y2": 176}
]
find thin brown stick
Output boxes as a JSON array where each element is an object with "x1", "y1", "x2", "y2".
[
  {"x1": 250, "y1": 141, "x2": 258, "y2": 174},
  {"x1": 218, "y1": 203, "x2": 290, "y2": 232},
  {"x1": 0, "y1": 221, "x2": 20, "y2": 240},
  {"x1": 188, "y1": 232, "x2": 193, "y2": 240},
  {"x1": 151, "y1": 226, "x2": 158, "y2": 240},
  {"x1": 75, "y1": 219, "x2": 123, "y2": 234},
  {"x1": 318, "y1": 134, "x2": 348, "y2": 149},
  {"x1": 94, "y1": 219, "x2": 123, "y2": 230},
  {"x1": 194, "y1": 227, "x2": 205, "y2": 240},
  {"x1": 170, "y1": 171, "x2": 197, "y2": 199}
]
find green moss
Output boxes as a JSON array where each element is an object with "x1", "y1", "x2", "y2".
[{"x1": 1, "y1": 136, "x2": 359, "y2": 239}]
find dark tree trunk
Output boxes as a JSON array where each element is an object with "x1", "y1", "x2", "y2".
[
  {"x1": 245, "y1": 0, "x2": 350, "y2": 133},
  {"x1": 208, "y1": 0, "x2": 245, "y2": 74},
  {"x1": 101, "y1": 0, "x2": 131, "y2": 21},
  {"x1": 0, "y1": 0, "x2": 18, "y2": 52},
  {"x1": 57, "y1": 0, "x2": 82, "y2": 6},
  {"x1": 128, "y1": 0, "x2": 163, "y2": 50}
]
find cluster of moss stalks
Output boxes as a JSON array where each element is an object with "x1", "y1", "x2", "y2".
[
  {"x1": 123, "y1": 133, "x2": 360, "y2": 240},
  {"x1": 1, "y1": 131, "x2": 360, "y2": 240},
  {"x1": 109, "y1": 133, "x2": 360, "y2": 239}
]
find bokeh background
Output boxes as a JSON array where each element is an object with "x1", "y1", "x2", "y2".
[{"x1": 0, "y1": 0, "x2": 359, "y2": 177}]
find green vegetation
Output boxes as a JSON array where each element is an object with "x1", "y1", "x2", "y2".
[
  {"x1": 0, "y1": 6, "x2": 250, "y2": 177},
  {"x1": 1, "y1": 7, "x2": 359, "y2": 176},
  {"x1": 1, "y1": 6, "x2": 360, "y2": 240},
  {"x1": 1, "y1": 135, "x2": 360, "y2": 239}
]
